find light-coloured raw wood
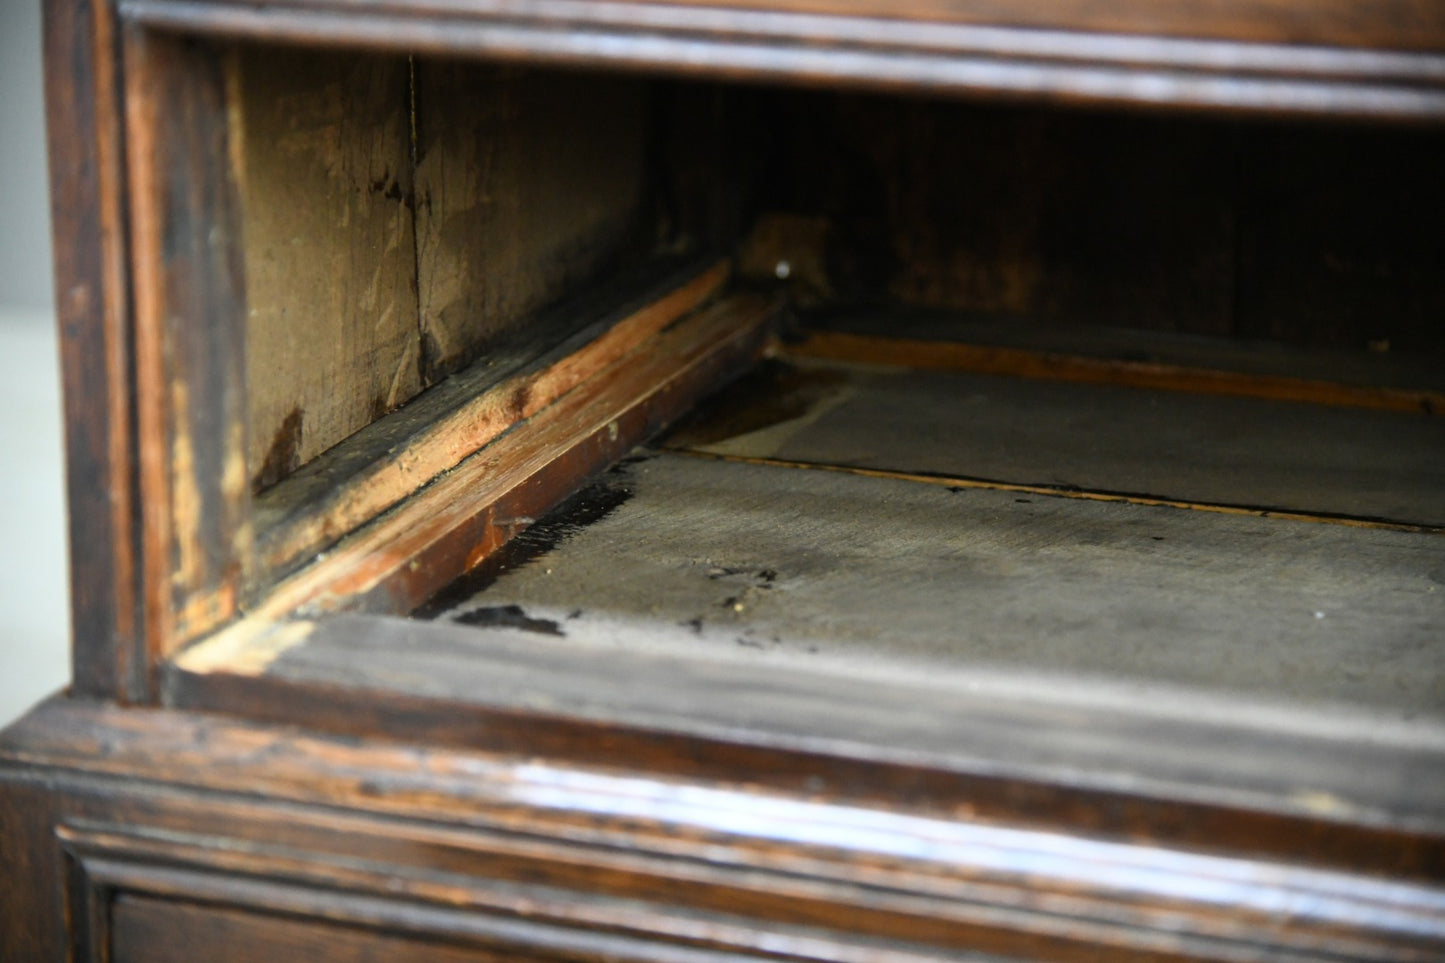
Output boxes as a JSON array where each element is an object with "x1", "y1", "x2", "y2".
[
  {"x1": 234, "y1": 46, "x2": 420, "y2": 490},
  {"x1": 413, "y1": 62, "x2": 651, "y2": 383}
]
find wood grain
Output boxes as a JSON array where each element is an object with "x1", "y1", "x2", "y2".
[
  {"x1": 234, "y1": 46, "x2": 421, "y2": 490},
  {"x1": 43, "y1": 0, "x2": 141, "y2": 699},
  {"x1": 413, "y1": 62, "x2": 653, "y2": 384},
  {"x1": 745, "y1": 94, "x2": 1445, "y2": 354}
]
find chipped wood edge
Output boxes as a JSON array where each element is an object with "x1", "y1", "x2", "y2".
[
  {"x1": 789, "y1": 331, "x2": 1445, "y2": 415},
  {"x1": 254, "y1": 259, "x2": 731, "y2": 579},
  {"x1": 170, "y1": 618, "x2": 316, "y2": 677}
]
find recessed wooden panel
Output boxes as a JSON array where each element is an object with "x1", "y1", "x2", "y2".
[{"x1": 111, "y1": 896, "x2": 518, "y2": 963}]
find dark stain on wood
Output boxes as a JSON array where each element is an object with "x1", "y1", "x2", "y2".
[
  {"x1": 666, "y1": 360, "x2": 849, "y2": 448},
  {"x1": 412, "y1": 465, "x2": 637, "y2": 618},
  {"x1": 252, "y1": 407, "x2": 304, "y2": 493},
  {"x1": 452, "y1": 604, "x2": 564, "y2": 636}
]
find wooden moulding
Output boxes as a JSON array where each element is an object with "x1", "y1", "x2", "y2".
[
  {"x1": 7, "y1": 697, "x2": 1445, "y2": 962},
  {"x1": 120, "y1": 0, "x2": 1445, "y2": 120},
  {"x1": 223, "y1": 289, "x2": 778, "y2": 626},
  {"x1": 251, "y1": 259, "x2": 732, "y2": 585},
  {"x1": 790, "y1": 330, "x2": 1445, "y2": 416}
]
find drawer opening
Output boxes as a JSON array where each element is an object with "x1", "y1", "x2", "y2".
[{"x1": 148, "y1": 40, "x2": 1445, "y2": 857}]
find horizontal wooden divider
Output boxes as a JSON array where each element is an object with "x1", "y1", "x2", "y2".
[{"x1": 790, "y1": 330, "x2": 1445, "y2": 415}]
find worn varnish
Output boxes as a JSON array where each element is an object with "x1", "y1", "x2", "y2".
[
  {"x1": 124, "y1": 31, "x2": 250, "y2": 659},
  {"x1": 11, "y1": 697, "x2": 1443, "y2": 962},
  {"x1": 416, "y1": 453, "x2": 1445, "y2": 716}
]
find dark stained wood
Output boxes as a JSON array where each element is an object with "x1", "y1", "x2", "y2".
[
  {"x1": 665, "y1": 359, "x2": 1445, "y2": 527},
  {"x1": 44, "y1": 0, "x2": 141, "y2": 700},
  {"x1": 413, "y1": 62, "x2": 654, "y2": 384},
  {"x1": 747, "y1": 98, "x2": 1237, "y2": 335},
  {"x1": 6, "y1": 699, "x2": 1445, "y2": 962},
  {"x1": 120, "y1": 0, "x2": 1445, "y2": 119},
  {"x1": 1235, "y1": 122, "x2": 1445, "y2": 355},
  {"x1": 742, "y1": 94, "x2": 1445, "y2": 356},
  {"x1": 234, "y1": 46, "x2": 421, "y2": 489},
  {"x1": 0, "y1": 779, "x2": 66, "y2": 961},
  {"x1": 123, "y1": 31, "x2": 251, "y2": 665},
  {"x1": 591, "y1": 0, "x2": 1445, "y2": 50},
  {"x1": 25, "y1": 0, "x2": 1445, "y2": 957}
]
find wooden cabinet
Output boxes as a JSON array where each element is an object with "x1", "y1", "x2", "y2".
[{"x1": 4, "y1": 1, "x2": 1445, "y2": 959}]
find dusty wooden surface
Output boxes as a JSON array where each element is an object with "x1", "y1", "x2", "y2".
[
  {"x1": 235, "y1": 47, "x2": 420, "y2": 490},
  {"x1": 238, "y1": 56, "x2": 655, "y2": 490},
  {"x1": 424, "y1": 453, "x2": 1445, "y2": 717},
  {"x1": 213, "y1": 602, "x2": 1445, "y2": 838},
  {"x1": 668, "y1": 360, "x2": 1445, "y2": 528}
]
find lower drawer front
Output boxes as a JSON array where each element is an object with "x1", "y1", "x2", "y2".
[{"x1": 111, "y1": 896, "x2": 520, "y2": 963}]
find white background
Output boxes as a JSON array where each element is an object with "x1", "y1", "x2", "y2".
[{"x1": 1, "y1": 0, "x2": 71, "y2": 726}]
